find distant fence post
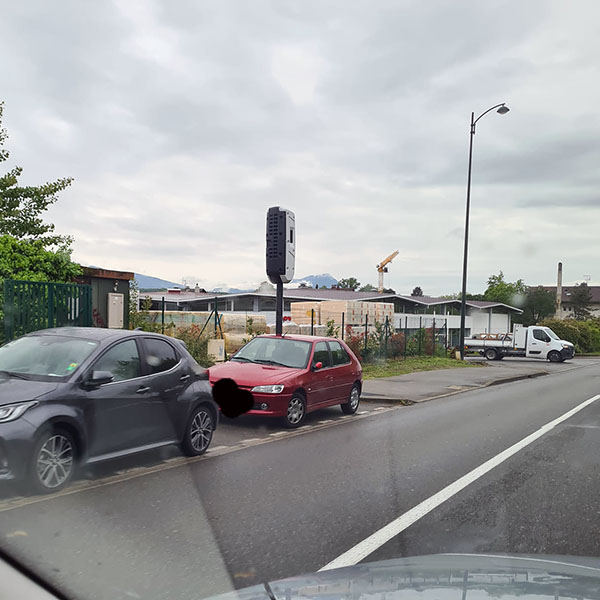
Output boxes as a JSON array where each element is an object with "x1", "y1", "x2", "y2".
[
  {"x1": 364, "y1": 314, "x2": 368, "y2": 353},
  {"x1": 404, "y1": 316, "x2": 408, "y2": 359},
  {"x1": 214, "y1": 297, "x2": 219, "y2": 338},
  {"x1": 341, "y1": 312, "x2": 345, "y2": 340},
  {"x1": 418, "y1": 316, "x2": 423, "y2": 355},
  {"x1": 311, "y1": 309, "x2": 314, "y2": 335},
  {"x1": 385, "y1": 315, "x2": 389, "y2": 358},
  {"x1": 161, "y1": 296, "x2": 165, "y2": 334},
  {"x1": 432, "y1": 318, "x2": 436, "y2": 356},
  {"x1": 47, "y1": 284, "x2": 54, "y2": 329}
]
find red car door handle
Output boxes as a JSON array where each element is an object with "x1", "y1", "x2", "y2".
[{"x1": 136, "y1": 386, "x2": 151, "y2": 394}]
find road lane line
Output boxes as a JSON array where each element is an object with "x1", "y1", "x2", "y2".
[{"x1": 319, "y1": 393, "x2": 600, "y2": 571}]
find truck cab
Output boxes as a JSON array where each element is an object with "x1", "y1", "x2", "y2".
[{"x1": 516, "y1": 325, "x2": 575, "y2": 361}]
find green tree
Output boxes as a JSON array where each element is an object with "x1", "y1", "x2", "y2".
[
  {"x1": 411, "y1": 286, "x2": 423, "y2": 297},
  {"x1": 338, "y1": 277, "x2": 360, "y2": 291},
  {"x1": 0, "y1": 235, "x2": 81, "y2": 282},
  {"x1": 0, "y1": 102, "x2": 73, "y2": 247},
  {"x1": 515, "y1": 287, "x2": 556, "y2": 325},
  {"x1": 382, "y1": 287, "x2": 396, "y2": 294},
  {"x1": 0, "y1": 102, "x2": 79, "y2": 283},
  {"x1": 359, "y1": 283, "x2": 376, "y2": 292},
  {"x1": 570, "y1": 282, "x2": 593, "y2": 320},
  {"x1": 483, "y1": 271, "x2": 527, "y2": 307}
]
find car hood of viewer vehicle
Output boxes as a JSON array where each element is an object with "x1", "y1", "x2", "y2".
[
  {"x1": 209, "y1": 361, "x2": 303, "y2": 387},
  {"x1": 207, "y1": 554, "x2": 600, "y2": 600},
  {"x1": 0, "y1": 377, "x2": 59, "y2": 407}
]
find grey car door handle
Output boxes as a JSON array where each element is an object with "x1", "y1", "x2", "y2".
[{"x1": 136, "y1": 386, "x2": 151, "y2": 394}]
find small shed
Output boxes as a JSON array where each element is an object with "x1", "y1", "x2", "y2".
[{"x1": 75, "y1": 267, "x2": 134, "y2": 329}]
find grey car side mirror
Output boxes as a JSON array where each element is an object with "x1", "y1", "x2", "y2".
[{"x1": 83, "y1": 370, "x2": 114, "y2": 388}]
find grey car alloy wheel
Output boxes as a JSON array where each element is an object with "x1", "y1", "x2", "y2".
[
  {"x1": 36, "y1": 434, "x2": 74, "y2": 490},
  {"x1": 190, "y1": 409, "x2": 213, "y2": 452}
]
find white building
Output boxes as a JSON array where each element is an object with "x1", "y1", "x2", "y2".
[{"x1": 143, "y1": 286, "x2": 522, "y2": 346}]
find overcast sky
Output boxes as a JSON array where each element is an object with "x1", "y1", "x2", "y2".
[{"x1": 2, "y1": 0, "x2": 599, "y2": 294}]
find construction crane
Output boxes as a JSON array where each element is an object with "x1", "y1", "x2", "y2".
[{"x1": 376, "y1": 250, "x2": 399, "y2": 293}]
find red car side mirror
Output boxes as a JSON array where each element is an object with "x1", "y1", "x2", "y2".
[{"x1": 313, "y1": 361, "x2": 323, "y2": 370}]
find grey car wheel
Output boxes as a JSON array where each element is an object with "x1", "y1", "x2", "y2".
[
  {"x1": 183, "y1": 406, "x2": 214, "y2": 456},
  {"x1": 31, "y1": 430, "x2": 75, "y2": 494}
]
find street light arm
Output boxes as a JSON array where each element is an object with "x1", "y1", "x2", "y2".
[{"x1": 473, "y1": 103, "x2": 507, "y2": 126}]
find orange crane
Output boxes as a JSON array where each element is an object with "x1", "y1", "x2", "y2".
[{"x1": 376, "y1": 250, "x2": 399, "y2": 293}]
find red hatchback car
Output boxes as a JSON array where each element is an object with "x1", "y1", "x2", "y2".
[{"x1": 208, "y1": 334, "x2": 362, "y2": 427}]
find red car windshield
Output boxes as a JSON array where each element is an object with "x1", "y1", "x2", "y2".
[{"x1": 232, "y1": 337, "x2": 312, "y2": 369}]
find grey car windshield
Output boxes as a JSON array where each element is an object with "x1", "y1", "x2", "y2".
[
  {"x1": 0, "y1": 335, "x2": 98, "y2": 378},
  {"x1": 233, "y1": 337, "x2": 311, "y2": 368}
]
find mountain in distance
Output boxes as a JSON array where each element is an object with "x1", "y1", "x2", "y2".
[
  {"x1": 134, "y1": 272, "x2": 339, "y2": 293},
  {"x1": 135, "y1": 273, "x2": 183, "y2": 290},
  {"x1": 290, "y1": 273, "x2": 338, "y2": 288}
]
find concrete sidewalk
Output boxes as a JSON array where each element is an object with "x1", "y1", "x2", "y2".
[{"x1": 361, "y1": 357, "x2": 600, "y2": 403}]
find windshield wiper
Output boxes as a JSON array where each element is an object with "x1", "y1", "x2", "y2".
[
  {"x1": 231, "y1": 356, "x2": 254, "y2": 363},
  {"x1": 254, "y1": 359, "x2": 289, "y2": 367},
  {"x1": 0, "y1": 370, "x2": 31, "y2": 380}
]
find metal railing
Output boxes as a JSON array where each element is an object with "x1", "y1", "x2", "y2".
[{"x1": 2, "y1": 279, "x2": 93, "y2": 342}]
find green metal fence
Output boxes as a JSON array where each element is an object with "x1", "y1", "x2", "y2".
[{"x1": 2, "y1": 279, "x2": 93, "y2": 342}]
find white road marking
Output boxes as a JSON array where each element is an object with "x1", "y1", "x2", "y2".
[{"x1": 319, "y1": 393, "x2": 600, "y2": 571}]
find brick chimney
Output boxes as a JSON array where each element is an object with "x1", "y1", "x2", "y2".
[{"x1": 556, "y1": 262, "x2": 563, "y2": 318}]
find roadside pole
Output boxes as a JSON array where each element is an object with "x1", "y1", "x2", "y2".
[
  {"x1": 161, "y1": 296, "x2": 165, "y2": 334},
  {"x1": 275, "y1": 282, "x2": 283, "y2": 336}
]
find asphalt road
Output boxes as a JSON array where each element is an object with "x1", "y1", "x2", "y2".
[{"x1": 1, "y1": 360, "x2": 600, "y2": 600}]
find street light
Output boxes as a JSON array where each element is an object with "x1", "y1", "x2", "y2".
[{"x1": 459, "y1": 103, "x2": 510, "y2": 360}]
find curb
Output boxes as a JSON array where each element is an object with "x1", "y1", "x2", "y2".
[{"x1": 361, "y1": 370, "x2": 549, "y2": 404}]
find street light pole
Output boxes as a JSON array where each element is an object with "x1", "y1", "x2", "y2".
[{"x1": 459, "y1": 103, "x2": 509, "y2": 360}]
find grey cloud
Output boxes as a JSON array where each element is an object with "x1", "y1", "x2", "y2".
[{"x1": 2, "y1": 0, "x2": 600, "y2": 292}]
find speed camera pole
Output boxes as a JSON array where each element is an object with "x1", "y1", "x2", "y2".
[
  {"x1": 266, "y1": 206, "x2": 296, "y2": 337},
  {"x1": 275, "y1": 280, "x2": 284, "y2": 336}
]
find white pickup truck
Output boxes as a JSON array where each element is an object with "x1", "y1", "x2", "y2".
[{"x1": 464, "y1": 324, "x2": 575, "y2": 362}]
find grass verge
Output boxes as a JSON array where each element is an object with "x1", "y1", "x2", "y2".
[{"x1": 362, "y1": 356, "x2": 483, "y2": 380}]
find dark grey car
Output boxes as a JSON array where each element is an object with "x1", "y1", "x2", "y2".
[{"x1": 0, "y1": 327, "x2": 218, "y2": 494}]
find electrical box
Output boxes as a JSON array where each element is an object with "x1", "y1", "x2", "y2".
[
  {"x1": 208, "y1": 339, "x2": 225, "y2": 362},
  {"x1": 107, "y1": 293, "x2": 124, "y2": 329},
  {"x1": 266, "y1": 206, "x2": 295, "y2": 284}
]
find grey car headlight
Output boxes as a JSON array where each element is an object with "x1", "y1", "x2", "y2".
[
  {"x1": 251, "y1": 385, "x2": 285, "y2": 394},
  {"x1": 0, "y1": 401, "x2": 38, "y2": 423}
]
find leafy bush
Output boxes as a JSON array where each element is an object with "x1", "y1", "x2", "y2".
[
  {"x1": 344, "y1": 325, "x2": 364, "y2": 362},
  {"x1": 325, "y1": 319, "x2": 340, "y2": 338},
  {"x1": 389, "y1": 333, "x2": 405, "y2": 358},
  {"x1": 175, "y1": 324, "x2": 214, "y2": 368}
]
